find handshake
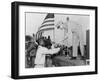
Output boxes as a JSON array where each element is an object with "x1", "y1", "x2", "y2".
[{"x1": 51, "y1": 43, "x2": 60, "y2": 48}]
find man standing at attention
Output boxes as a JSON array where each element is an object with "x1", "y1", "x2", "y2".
[{"x1": 63, "y1": 17, "x2": 84, "y2": 59}]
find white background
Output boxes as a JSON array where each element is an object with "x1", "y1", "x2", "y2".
[{"x1": 0, "y1": 0, "x2": 99, "y2": 81}]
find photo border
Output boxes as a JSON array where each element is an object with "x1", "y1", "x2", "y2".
[{"x1": 11, "y1": 1, "x2": 98, "y2": 79}]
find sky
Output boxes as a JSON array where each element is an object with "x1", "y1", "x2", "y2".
[
  {"x1": 25, "y1": 12, "x2": 46, "y2": 36},
  {"x1": 25, "y1": 12, "x2": 89, "y2": 44}
]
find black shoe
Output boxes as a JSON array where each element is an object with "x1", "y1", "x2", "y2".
[
  {"x1": 81, "y1": 56, "x2": 86, "y2": 60},
  {"x1": 71, "y1": 57, "x2": 76, "y2": 60}
]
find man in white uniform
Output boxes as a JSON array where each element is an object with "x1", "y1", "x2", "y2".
[
  {"x1": 64, "y1": 17, "x2": 84, "y2": 58},
  {"x1": 35, "y1": 38, "x2": 60, "y2": 68},
  {"x1": 63, "y1": 17, "x2": 72, "y2": 47}
]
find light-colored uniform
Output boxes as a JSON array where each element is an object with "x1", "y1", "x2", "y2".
[
  {"x1": 63, "y1": 21, "x2": 84, "y2": 57},
  {"x1": 35, "y1": 46, "x2": 60, "y2": 68},
  {"x1": 63, "y1": 22, "x2": 72, "y2": 47}
]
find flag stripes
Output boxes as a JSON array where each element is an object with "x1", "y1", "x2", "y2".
[
  {"x1": 40, "y1": 23, "x2": 54, "y2": 28},
  {"x1": 42, "y1": 20, "x2": 54, "y2": 25},
  {"x1": 36, "y1": 13, "x2": 55, "y2": 39}
]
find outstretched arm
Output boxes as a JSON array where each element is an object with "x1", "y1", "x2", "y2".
[{"x1": 43, "y1": 48, "x2": 60, "y2": 55}]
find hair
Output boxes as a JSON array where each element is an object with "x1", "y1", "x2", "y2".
[{"x1": 25, "y1": 35, "x2": 32, "y2": 42}]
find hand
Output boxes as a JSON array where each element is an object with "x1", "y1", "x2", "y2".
[{"x1": 54, "y1": 44, "x2": 58, "y2": 48}]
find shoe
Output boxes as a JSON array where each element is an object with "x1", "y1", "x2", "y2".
[
  {"x1": 81, "y1": 56, "x2": 86, "y2": 60},
  {"x1": 71, "y1": 57, "x2": 76, "y2": 60}
]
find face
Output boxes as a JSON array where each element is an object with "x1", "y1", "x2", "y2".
[{"x1": 39, "y1": 39, "x2": 45, "y2": 46}]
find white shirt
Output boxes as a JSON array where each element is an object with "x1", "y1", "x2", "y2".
[{"x1": 35, "y1": 46, "x2": 60, "y2": 65}]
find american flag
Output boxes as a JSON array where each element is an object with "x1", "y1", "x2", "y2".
[{"x1": 36, "y1": 13, "x2": 55, "y2": 39}]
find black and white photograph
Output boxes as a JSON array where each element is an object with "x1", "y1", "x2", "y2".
[
  {"x1": 25, "y1": 12, "x2": 90, "y2": 68},
  {"x1": 11, "y1": 2, "x2": 97, "y2": 79}
]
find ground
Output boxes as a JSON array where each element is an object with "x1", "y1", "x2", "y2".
[{"x1": 51, "y1": 55, "x2": 89, "y2": 67}]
